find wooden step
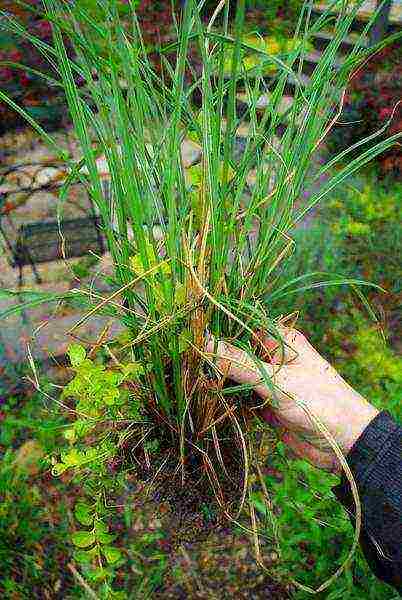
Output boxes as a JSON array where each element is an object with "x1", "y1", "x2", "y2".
[
  {"x1": 295, "y1": 50, "x2": 344, "y2": 76},
  {"x1": 226, "y1": 72, "x2": 310, "y2": 128},
  {"x1": 236, "y1": 92, "x2": 295, "y2": 114},
  {"x1": 311, "y1": 30, "x2": 368, "y2": 54},
  {"x1": 191, "y1": 70, "x2": 310, "y2": 115},
  {"x1": 312, "y1": 1, "x2": 402, "y2": 32},
  {"x1": 233, "y1": 71, "x2": 311, "y2": 96},
  {"x1": 314, "y1": 0, "x2": 402, "y2": 25},
  {"x1": 235, "y1": 92, "x2": 309, "y2": 135},
  {"x1": 274, "y1": 71, "x2": 311, "y2": 95}
]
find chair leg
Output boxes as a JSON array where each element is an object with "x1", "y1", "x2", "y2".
[
  {"x1": 17, "y1": 263, "x2": 30, "y2": 327},
  {"x1": 31, "y1": 262, "x2": 42, "y2": 284},
  {"x1": 18, "y1": 264, "x2": 23, "y2": 288},
  {"x1": 24, "y1": 246, "x2": 42, "y2": 284}
]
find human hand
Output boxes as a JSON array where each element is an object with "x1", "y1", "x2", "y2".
[{"x1": 206, "y1": 328, "x2": 379, "y2": 473}]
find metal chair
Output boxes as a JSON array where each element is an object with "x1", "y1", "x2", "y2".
[{"x1": 9, "y1": 216, "x2": 106, "y2": 286}]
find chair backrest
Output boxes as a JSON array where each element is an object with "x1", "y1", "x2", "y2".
[{"x1": 14, "y1": 216, "x2": 105, "y2": 267}]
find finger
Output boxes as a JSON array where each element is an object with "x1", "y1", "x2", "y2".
[
  {"x1": 260, "y1": 407, "x2": 283, "y2": 428},
  {"x1": 205, "y1": 338, "x2": 276, "y2": 398},
  {"x1": 281, "y1": 431, "x2": 341, "y2": 474}
]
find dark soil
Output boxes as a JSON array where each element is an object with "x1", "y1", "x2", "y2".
[{"x1": 115, "y1": 447, "x2": 292, "y2": 599}]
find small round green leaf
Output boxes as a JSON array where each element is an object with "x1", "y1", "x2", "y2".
[
  {"x1": 74, "y1": 548, "x2": 97, "y2": 564},
  {"x1": 104, "y1": 388, "x2": 120, "y2": 406},
  {"x1": 87, "y1": 567, "x2": 108, "y2": 582},
  {"x1": 74, "y1": 502, "x2": 94, "y2": 526},
  {"x1": 102, "y1": 545, "x2": 123, "y2": 565},
  {"x1": 94, "y1": 520, "x2": 108, "y2": 534},
  {"x1": 64, "y1": 428, "x2": 76, "y2": 442},
  {"x1": 61, "y1": 448, "x2": 82, "y2": 467},
  {"x1": 121, "y1": 362, "x2": 144, "y2": 380},
  {"x1": 68, "y1": 344, "x2": 87, "y2": 367},
  {"x1": 71, "y1": 531, "x2": 96, "y2": 548},
  {"x1": 97, "y1": 532, "x2": 116, "y2": 545}
]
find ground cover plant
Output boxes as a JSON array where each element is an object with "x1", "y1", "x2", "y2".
[
  {"x1": 1, "y1": 0, "x2": 402, "y2": 597},
  {"x1": 0, "y1": 366, "x2": 73, "y2": 599}
]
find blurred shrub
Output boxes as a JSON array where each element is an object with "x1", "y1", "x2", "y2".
[
  {"x1": 0, "y1": 0, "x2": 170, "y2": 133},
  {"x1": 327, "y1": 179, "x2": 402, "y2": 291},
  {"x1": 0, "y1": 369, "x2": 72, "y2": 598},
  {"x1": 330, "y1": 310, "x2": 402, "y2": 420},
  {"x1": 273, "y1": 176, "x2": 401, "y2": 350},
  {"x1": 327, "y1": 43, "x2": 402, "y2": 179}
]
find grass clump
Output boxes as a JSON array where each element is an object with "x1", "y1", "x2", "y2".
[{"x1": 1, "y1": 0, "x2": 401, "y2": 596}]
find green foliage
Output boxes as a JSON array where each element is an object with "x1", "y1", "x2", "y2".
[
  {"x1": 272, "y1": 175, "x2": 402, "y2": 337},
  {"x1": 1, "y1": 0, "x2": 401, "y2": 597},
  {"x1": 128, "y1": 530, "x2": 168, "y2": 597},
  {"x1": 68, "y1": 343, "x2": 87, "y2": 367},
  {"x1": 48, "y1": 346, "x2": 144, "y2": 597},
  {"x1": 75, "y1": 501, "x2": 95, "y2": 526},
  {"x1": 71, "y1": 0, "x2": 135, "y2": 20},
  {"x1": 263, "y1": 451, "x2": 344, "y2": 579},
  {"x1": 72, "y1": 512, "x2": 125, "y2": 591},
  {"x1": 71, "y1": 253, "x2": 100, "y2": 280},
  {"x1": 325, "y1": 179, "x2": 402, "y2": 293},
  {"x1": 129, "y1": 238, "x2": 186, "y2": 314},
  {"x1": 0, "y1": 376, "x2": 73, "y2": 598},
  {"x1": 330, "y1": 313, "x2": 402, "y2": 421},
  {"x1": 222, "y1": 32, "x2": 313, "y2": 75},
  {"x1": 63, "y1": 344, "x2": 142, "y2": 421},
  {"x1": 144, "y1": 438, "x2": 160, "y2": 454},
  {"x1": 72, "y1": 530, "x2": 97, "y2": 548},
  {"x1": 266, "y1": 447, "x2": 399, "y2": 599},
  {"x1": 261, "y1": 175, "x2": 401, "y2": 598},
  {"x1": 260, "y1": 0, "x2": 304, "y2": 29}
]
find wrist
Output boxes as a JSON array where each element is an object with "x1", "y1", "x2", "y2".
[{"x1": 340, "y1": 401, "x2": 380, "y2": 455}]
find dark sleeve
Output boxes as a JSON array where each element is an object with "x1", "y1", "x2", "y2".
[{"x1": 332, "y1": 410, "x2": 402, "y2": 593}]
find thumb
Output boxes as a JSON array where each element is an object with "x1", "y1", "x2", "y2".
[
  {"x1": 206, "y1": 337, "x2": 275, "y2": 399},
  {"x1": 281, "y1": 431, "x2": 341, "y2": 474}
]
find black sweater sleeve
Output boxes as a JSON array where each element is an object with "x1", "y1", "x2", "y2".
[{"x1": 332, "y1": 410, "x2": 402, "y2": 594}]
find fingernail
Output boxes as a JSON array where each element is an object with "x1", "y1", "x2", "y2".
[{"x1": 261, "y1": 409, "x2": 280, "y2": 427}]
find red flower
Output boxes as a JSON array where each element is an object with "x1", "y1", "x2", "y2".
[
  {"x1": 379, "y1": 107, "x2": 393, "y2": 120},
  {"x1": 8, "y1": 49, "x2": 22, "y2": 62},
  {"x1": 35, "y1": 20, "x2": 52, "y2": 39},
  {"x1": 19, "y1": 72, "x2": 30, "y2": 87}
]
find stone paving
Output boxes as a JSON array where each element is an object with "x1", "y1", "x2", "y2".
[
  {"x1": 0, "y1": 127, "x2": 112, "y2": 365},
  {"x1": 0, "y1": 127, "x2": 204, "y2": 366}
]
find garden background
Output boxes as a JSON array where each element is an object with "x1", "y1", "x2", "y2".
[{"x1": 0, "y1": 1, "x2": 401, "y2": 599}]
